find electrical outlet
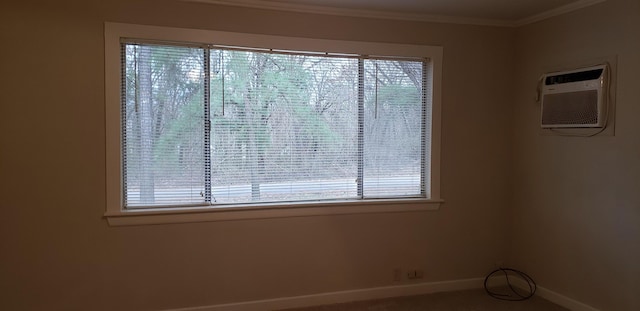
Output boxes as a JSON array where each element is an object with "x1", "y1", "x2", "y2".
[
  {"x1": 407, "y1": 269, "x2": 424, "y2": 280},
  {"x1": 393, "y1": 268, "x2": 402, "y2": 281},
  {"x1": 415, "y1": 269, "x2": 424, "y2": 278}
]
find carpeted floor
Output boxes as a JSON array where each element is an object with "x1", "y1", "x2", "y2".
[{"x1": 277, "y1": 288, "x2": 569, "y2": 311}]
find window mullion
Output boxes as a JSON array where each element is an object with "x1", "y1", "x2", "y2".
[
  {"x1": 357, "y1": 58, "x2": 365, "y2": 199},
  {"x1": 120, "y1": 43, "x2": 129, "y2": 207},
  {"x1": 421, "y1": 61, "x2": 431, "y2": 198},
  {"x1": 204, "y1": 48, "x2": 212, "y2": 203}
]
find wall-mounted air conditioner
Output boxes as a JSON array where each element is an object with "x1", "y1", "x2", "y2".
[{"x1": 540, "y1": 64, "x2": 608, "y2": 128}]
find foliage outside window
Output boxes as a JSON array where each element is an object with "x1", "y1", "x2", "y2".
[{"x1": 121, "y1": 41, "x2": 431, "y2": 208}]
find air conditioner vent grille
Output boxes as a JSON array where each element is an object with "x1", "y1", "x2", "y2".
[
  {"x1": 545, "y1": 68, "x2": 603, "y2": 85},
  {"x1": 541, "y1": 90, "x2": 598, "y2": 126}
]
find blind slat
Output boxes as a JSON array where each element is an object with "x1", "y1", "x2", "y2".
[{"x1": 122, "y1": 41, "x2": 429, "y2": 207}]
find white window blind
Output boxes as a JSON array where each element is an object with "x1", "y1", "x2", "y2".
[
  {"x1": 121, "y1": 41, "x2": 430, "y2": 208},
  {"x1": 363, "y1": 59, "x2": 427, "y2": 198},
  {"x1": 122, "y1": 43, "x2": 208, "y2": 207}
]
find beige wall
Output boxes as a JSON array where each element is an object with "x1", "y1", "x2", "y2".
[
  {"x1": 5, "y1": 1, "x2": 638, "y2": 311},
  {"x1": 0, "y1": 1, "x2": 514, "y2": 310},
  {"x1": 4, "y1": 0, "x2": 638, "y2": 310},
  {"x1": 510, "y1": 0, "x2": 640, "y2": 310}
]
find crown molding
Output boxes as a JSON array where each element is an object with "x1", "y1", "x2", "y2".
[
  {"x1": 182, "y1": 0, "x2": 514, "y2": 27},
  {"x1": 514, "y1": 0, "x2": 606, "y2": 26},
  {"x1": 182, "y1": 0, "x2": 607, "y2": 28}
]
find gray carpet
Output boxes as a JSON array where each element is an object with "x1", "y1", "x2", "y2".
[{"x1": 277, "y1": 288, "x2": 569, "y2": 311}]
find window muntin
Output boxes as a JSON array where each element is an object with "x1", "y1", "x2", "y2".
[{"x1": 121, "y1": 41, "x2": 430, "y2": 208}]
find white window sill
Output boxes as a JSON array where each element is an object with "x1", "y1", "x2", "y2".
[{"x1": 104, "y1": 199, "x2": 444, "y2": 226}]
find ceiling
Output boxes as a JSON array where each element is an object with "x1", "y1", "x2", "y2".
[{"x1": 187, "y1": 0, "x2": 606, "y2": 26}]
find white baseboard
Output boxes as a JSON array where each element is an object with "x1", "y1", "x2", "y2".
[
  {"x1": 532, "y1": 286, "x2": 601, "y2": 311},
  {"x1": 167, "y1": 278, "x2": 486, "y2": 311},
  {"x1": 510, "y1": 278, "x2": 600, "y2": 311},
  {"x1": 167, "y1": 276, "x2": 600, "y2": 311}
]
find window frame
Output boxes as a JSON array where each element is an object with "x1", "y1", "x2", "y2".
[{"x1": 105, "y1": 22, "x2": 443, "y2": 226}]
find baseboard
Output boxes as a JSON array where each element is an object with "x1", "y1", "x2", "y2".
[
  {"x1": 167, "y1": 278, "x2": 486, "y2": 311},
  {"x1": 167, "y1": 276, "x2": 601, "y2": 311},
  {"x1": 510, "y1": 278, "x2": 601, "y2": 311}
]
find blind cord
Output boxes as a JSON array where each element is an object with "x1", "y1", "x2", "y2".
[
  {"x1": 221, "y1": 51, "x2": 225, "y2": 116},
  {"x1": 484, "y1": 267, "x2": 537, "y2": 301},
  {"x1": 374, "y1": 61, "x2": 379, "y2": 119}
]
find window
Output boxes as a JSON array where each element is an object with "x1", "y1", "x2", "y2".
[{"x1": 105, "y1": 23, "x2": 442, "y2": 225}]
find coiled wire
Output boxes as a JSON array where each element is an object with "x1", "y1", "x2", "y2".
[{"x1": 484, "y1": 268, "x2": 537, "y2": 301}]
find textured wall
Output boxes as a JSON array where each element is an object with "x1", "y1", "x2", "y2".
[
  {"x1": 510, "y1": 0, "x2": 640, "y2": 310},
  {"x1": 0, "y1": 1, "x2": 514, "y2": 310}
]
